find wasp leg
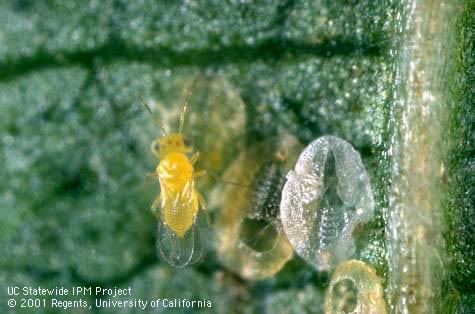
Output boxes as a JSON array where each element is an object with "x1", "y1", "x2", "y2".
[
  {"x1": 197, "y1": 192, "x2": 211, "y2": 226},
  {"x1": 190, "y1": 151, "x2": 200, "y2": 165},
  {"x1": 197, "y1": 191, "x2": 207, "y2": 210},
  {"x1": 194, "y1": 169, "x2": 207, "y2": 178},
  {"x1": 207, "y1": 169, "x2": 250, "y2": 188},
  {"x1": 145, "y1": 172, "x2": 158, "y2": 184},
  {"x1": 146, "y1": 172, "x2": 157, "y2": 180},
  {"x1": 150, "y1": 193, "x2": 161, "y2": 219}
]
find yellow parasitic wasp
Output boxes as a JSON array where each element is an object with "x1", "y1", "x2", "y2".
[{"x1": 140, "y1": 78, "x2": 208, "y2": 267}]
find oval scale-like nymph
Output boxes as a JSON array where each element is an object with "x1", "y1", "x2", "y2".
[
  {"x1": 324, "y1": 260, "x2": 387, "y2": 314},
  {"x1": 280, "y1": 135, "x2": 375, "y2": 271},
  {"x1": 216, "y1": 135, "x2": 302, "y2": 280},
  {"x1": 141, "y1": 78, "x2": 208, "y2": 268}
]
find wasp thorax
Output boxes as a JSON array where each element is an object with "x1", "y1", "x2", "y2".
[
  {"x1": 157, "y1": 152, "x2": 193, "y2": 190},
  {"x1": 158, "y1": 153, "x2": 192, "y2": 174}
]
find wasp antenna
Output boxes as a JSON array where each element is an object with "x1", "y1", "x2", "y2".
[
  {"x1": 138, "y1": 96, "x2": 168, "y2": 135},
  {"x1": 178, "y1": 75, "x2": 203, "y2": 134},
  {"x1": 207, "y1": 169, "x2": 250, "y2": 189}
]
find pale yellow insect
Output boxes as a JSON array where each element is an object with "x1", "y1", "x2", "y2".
[{"x1": 141, "y1": 79, "x2": 208, "y2": 267}]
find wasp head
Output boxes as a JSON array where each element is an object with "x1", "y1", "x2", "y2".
[{"x1": 151, "y1": 133, "x2": 192, "y2": 159}]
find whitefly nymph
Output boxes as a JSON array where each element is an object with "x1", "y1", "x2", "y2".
[{"x1": 279, "y1": 135, "x2": 375, "y2": 270}]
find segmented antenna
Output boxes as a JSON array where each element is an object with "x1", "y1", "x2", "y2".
[
  {"x1": 178, "y1": 76, "x2": 202, "y2": 134},
  {"x1": 139, "y1": 96, "x2": 168, "y2": 135}
]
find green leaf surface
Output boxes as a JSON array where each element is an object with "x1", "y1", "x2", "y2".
[{"x1": 0, "y1": 1, "x2": 472, "y2": 313}]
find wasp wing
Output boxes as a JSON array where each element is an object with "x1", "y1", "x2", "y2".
[
  {"x1": 155, "y1": 183, "x2": 207, "y2": 268},
  {"x1": 156, "y1": 210, "x2": 206, "y2": 268}
]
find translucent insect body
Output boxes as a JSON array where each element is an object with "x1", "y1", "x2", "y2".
[
  {"x1": 280, "y1": 135, "x2": 375, "y2": 271},
  {"x1": 216, "y1": 136, "x2": 301, "y2": 280},
  {"x1": 324, "y1": 260, "x2": 387, "y2": 314},
  {"x1": 141, "y1": 80, "x2": 207, "y2": 268}
]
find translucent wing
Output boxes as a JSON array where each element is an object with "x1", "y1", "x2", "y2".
[
  {"x1": 155, "y1": 185, "x2": 207, "y2": 268},
  {"x1": 156, "y1": 211, "x2": 206, "y2": 268}
]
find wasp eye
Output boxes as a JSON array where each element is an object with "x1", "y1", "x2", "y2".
[{"x1": 153, "y1": 142, "x2": 160, "y2": 152}]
